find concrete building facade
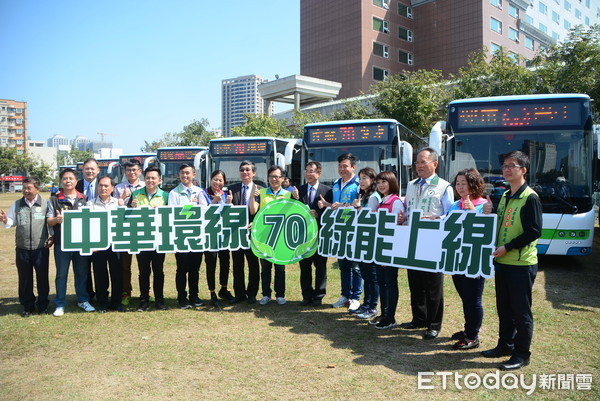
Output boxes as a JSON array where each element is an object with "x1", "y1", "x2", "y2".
[
  {"x1": 221, "y1": 75, "x2": 274, "y2": 137},
  {"x1": 301, "y1": 0, "x2": 600, "y2": 99},
  {"x1": 0, "y1": 99, "x2": 27, "y2": 154}
]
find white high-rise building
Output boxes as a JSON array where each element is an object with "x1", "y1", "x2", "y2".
[{"x1": 221, "y1": 75, "x2": 274, "y2": 137}]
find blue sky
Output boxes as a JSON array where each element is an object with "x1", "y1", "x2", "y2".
[{"x1": 1, "y1": 0, "x2": 299, "y2": 153}]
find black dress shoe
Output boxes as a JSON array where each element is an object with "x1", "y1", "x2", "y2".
[
  {"x1": 400, "y1": 321, "x2": 426, "y2": 329},
  {"x1": 218, "y1": 289, "x2": 235, "y2": 302},
  {"x1": 310, "y1": 298, "x2": 323, "y2": 307},
  {"x1": 423, "y1": 329, "x2": 439, "y2": 340},
  {"x1": 300, "y1": 299, "x2": 311, "y2": 306},
  {"x1": 500, "y1": 357, "x2": 530, "y2": 371},
  {"x1": 481, "y1": 346, "x2": 513, "y2": 358}
]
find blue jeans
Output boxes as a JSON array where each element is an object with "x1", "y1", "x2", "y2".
[
  {"x1": 54, "y1": 248, "x2": 90, "y2": 307},
  {"x1": 358, "y1": 262, "x2": 378, "y2": 309},
  {"x1": 338, "y1": 258, "x2": 362, "y2": 301},
  {"x1": 377, "y1": 265, "x2": 399, "y2": 320}
]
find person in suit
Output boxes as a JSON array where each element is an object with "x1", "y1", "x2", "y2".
[
  {"x1": 229, "y1": 161, "x2": 262, "y2": 304},
  {"x1": 292, "y1": 161, "x2": 332, "y2": 306},
  {"x1": 76, "y1": 157, "x2": 99, "y2": 301}
]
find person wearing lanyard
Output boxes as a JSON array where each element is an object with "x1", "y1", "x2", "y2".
[
  {"x1": 249, "y1": 166, "x2": 292, "y2": 305},
  {"x1": 130, "y1": 166, "x2": 169, "y2": 311},
  {"x1": 113, "y1": 158, "x2": 145, "y2": 306}
]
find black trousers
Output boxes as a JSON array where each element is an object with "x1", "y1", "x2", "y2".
[
  {"x1": 231, "y1": 248, "x2": 260, "y2": 299},
  {"x1": 205, "y1": 250, "x2": 230, "y2": 292},
  {"x1": 494, "y1": 262, "x2": 537, "y2": 359},
  {"x1": 16, "y1": 247, "x2": 50, "y2": 312},
  {"x1": 407, "y1": 269, "x2": 444, "y2": 331},
  {"x1": 91, "y1": 249, "x2": 122, "y2": 309},
  {"x1": 136, "y1": 251, "x2": 165, "y2": 303},
  {"x1": 175, "y1": 252, "x2": 203, "y2": 303},
  {"x1": 299, "y1": 253, "x2": 328, "y2": 301}
]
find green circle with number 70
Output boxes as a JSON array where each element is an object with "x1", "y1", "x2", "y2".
[{"x1": 251, "y1": 199, "x2": 319, "y2": 265}]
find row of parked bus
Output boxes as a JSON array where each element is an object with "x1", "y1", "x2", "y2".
[{"x1": 61, "y1": 94, "x2": 598, "y2": 256}]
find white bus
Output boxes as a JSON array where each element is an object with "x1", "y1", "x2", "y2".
[
  {"x1": 437, "y1": 94, "x2": 596, "y2": 256},
  {"x1": 156, "y1": 147, "x2": 208, "y2": 192}
]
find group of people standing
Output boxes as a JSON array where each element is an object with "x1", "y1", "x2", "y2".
[{"x1": 2, "y1": 147, "x2": 541, "y2": 371}]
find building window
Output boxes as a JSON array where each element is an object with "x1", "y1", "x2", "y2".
[
  {"x1": 564, "y1": 19, "x2": 571, "y2": 29},
  {"x1": 552, "y1": 11, "x2": 560, "y2": 23},
  {"x1": 509, "y1": 4, "x2": 519, "y2": 18},
  {"x1": 490, "y1": 0, "x2": 502, "y2": 8},
  {"x1": 539, "y1": 22, "x2": 548, "y2": 33},
  {"x1": 539, "y1": 2, "x2": 548, "y2": 14},
  {"x1": 399, "y1": 50, "x2": 413, "y2": 65},
  {"x1": 552, "y1": 31, "x2": 560, "y2": 41},
  {"x1": 575, "y1": 9, "x2": 582, "y2": 19},
  {"x1": 398, "y1": 27, "x2": 413, "y2": 41},
  {"x1": 564, "y1": 1, "x2": 571, "y2": 11},
  {"x1": 525, "y1": 36, "x2": 534, "y2": 50},
  {"x1": 398, "y1": 3, "x2": 413, "y2": 18},
  {"x1": 509, "y1": 27, "x2": 519, "y2": 42},
  {"x1": 373, "y1": 17, "x2": 389, "y2": 33},
  {"x1": 373, "y1": 42, "x2": 389, "y2": 58},
  {"x1": 525, "y1": 15, "x2": 534, "y2": 25},
  {"x1": 490, "y1": 42, "x2": 502, "y2": 54},
  {"x1": 509, "y1": 52, "x2": 518, "y2": 63},
  {"x1": 373, "y1": 67, "x2": 389, "y2": 81},
  {"x1": 490, "y1": 17, "x2": 502, "y2": 34},
  {"x1": 539, "y1": 44, "x2": 547, "y2": 53},
  {"x1": 373, "y1": 0, "x2": 390, "y2": 9},
  {"x1": 585, "y1": 16, "x2": 590, "y2": 25}
]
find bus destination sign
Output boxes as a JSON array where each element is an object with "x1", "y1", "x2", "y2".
[
  {"x1": 157, "y1": 149, "x2": 202, "y2": 161},
  {"x1": 211, "y1": 141, "x2": 268, "y2": 156},
  {"x1": 305, "y1": 123, "x2": 390, "y2": 144}
]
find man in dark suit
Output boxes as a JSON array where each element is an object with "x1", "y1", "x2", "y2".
[
  {"x1": 229, "y1": 160, "x2": 263, "y2": 304},
  {"x1": 293, "y1": 161, "x2": 332, "y2": 306},
  {"x1": 76, "y1": 157, "x2": 99, "y2": 301}
]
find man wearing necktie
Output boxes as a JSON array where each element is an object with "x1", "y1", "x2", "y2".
[
  {"x1": 293, "y1": 161, "x2": 332, "y2": 306},
  {"x1": 75, "y1": 158, "x2": 100, "y2": 301},
  {"x1": 399, "y1": 148, "x2": 454, "y2": 340},
  {"x1": 229, "y1": 161, "x2": 262, "y2": 304}
]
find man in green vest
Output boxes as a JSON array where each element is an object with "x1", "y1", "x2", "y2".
[{"x1": 481, "y1": 150, "x2": 542, "y2": 371}]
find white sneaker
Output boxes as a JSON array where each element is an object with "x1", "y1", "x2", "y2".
[
  {"x1": 276, "y1": 297, "x2": 286, "y2": 305},
  {"x1": 332, "y1": 296, "x2": 349, "y2": 308},
  {"x1": 259, "y1": 296, "x2": 271, "y2": 305},
  {"x1": 348, "y1": 299, "x2": 361, "y2": 312},
  {"x1": 78, "y1": 302, "x2": 96, "y2": 312},
  {"x1": 53, "y1": 307, "x2": 64, "y2": 317}
]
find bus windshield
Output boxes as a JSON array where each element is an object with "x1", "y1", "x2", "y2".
[
  {"x1": 307, "y1": 143, "x2": 399, "y2": 187},
  {"x1": 211, "y1": 155, "x2": 273, "y2": 188},
  {"x1": 450, "y1": 129, "x2": 593, "y2": 214}
]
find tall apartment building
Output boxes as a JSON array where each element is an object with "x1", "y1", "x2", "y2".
[
  {"x1": 221, "y1": 75, "x2": 274, "y2": 137},
  {"x1": 0, "y1": 99, "x2": 27, "y2": 154},
  {"x1": 301, "y1": 0, "x2": 600, "y2": 99},
  {"x1": 47, "y1": 134, "x2": 70, "y2": 149}
]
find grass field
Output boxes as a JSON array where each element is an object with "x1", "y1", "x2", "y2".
[{"x1": 0, "y1": 192, "x2": 598, "y2": 401}]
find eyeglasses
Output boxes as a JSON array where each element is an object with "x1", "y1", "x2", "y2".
[
  {"x1": 501, "y1": 164, "x2": 523, "y2": 170},
  {"x1": 268, "y1": 175, "x2": 283, "y2": 179},
  {"x1": 239, "y1": 168, "x2": 252, "y2": 172}
]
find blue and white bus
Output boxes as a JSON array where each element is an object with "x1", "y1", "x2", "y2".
[
  {"x1": 302, "y1": 119, "x2": 415, "y2": 193},
  {"x1": 438, "y1": 94, "x2": 596, "y2": 255},
  {"x1": 156, "y1": 147, "x2": 208, "y2": 192}
]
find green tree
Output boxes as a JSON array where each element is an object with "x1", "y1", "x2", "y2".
[
  {"x1": 372, "y1": 69, "x2": 451, "y2": 142},
  {"x1": 232, "y1": 114, "x2": 290, "y2": 137},
  {"x1": 452, "y1": 47, "x2": 538, "y2": 100},
  {"x1": 535, "y1": 25, "x2": 600, "y2": 119},
  {"x1": 0, "y1": 147, "x2": 53, "y2": 190},
  {"x1": 141, "y1": 119, "x2": 215, "y2": 152}
]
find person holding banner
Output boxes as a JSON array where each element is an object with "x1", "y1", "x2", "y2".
[
  {"x1": 319, "y1": 153, "x2": 362, "y2": 312},
  {"x1": 86, "y1": 176, "x2": 123, "y2": 313},
  {"x1": 294, "y1": 161, "x2": 332, "y2": 307},
  {"x1": 371, "y1": 171, "x2": 405, "y2": 329},
  {"x1": 130, "y1": 166, "x2": 169, "y2": 311},
  {"x1": 204, "y1": 170, "x2": 235, "y2": 307},
  {"x1": 48, "y1": 168, "x2": 94, "y2": 316},
  {"x1": 1, "y1": 176, "x2": 54, "y2": 317},
  {"x1": 447, "y1": 168, "x2": 488, "y2": 349},
  {"x1": 113, "y1": 158, "x2": 145, "y2": 306},
  {"x1": 351, "y1": 167, "x2": 381, "y2": 319},
  {"x1": 229, "y1": 161, "x2": 262, "y2": 304},
  {"x1": 168, "y1": 164, "x2": 207, "y2": 310},
  {"x1": 399, "y1": 148, "x2": 453, "y2": 340},
  {"x1": 481, "y1": 151, "x2": 542, "y2": 371},
  {"x1": 249, "y1": 166, "x2": 291, "y2": 305}
]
